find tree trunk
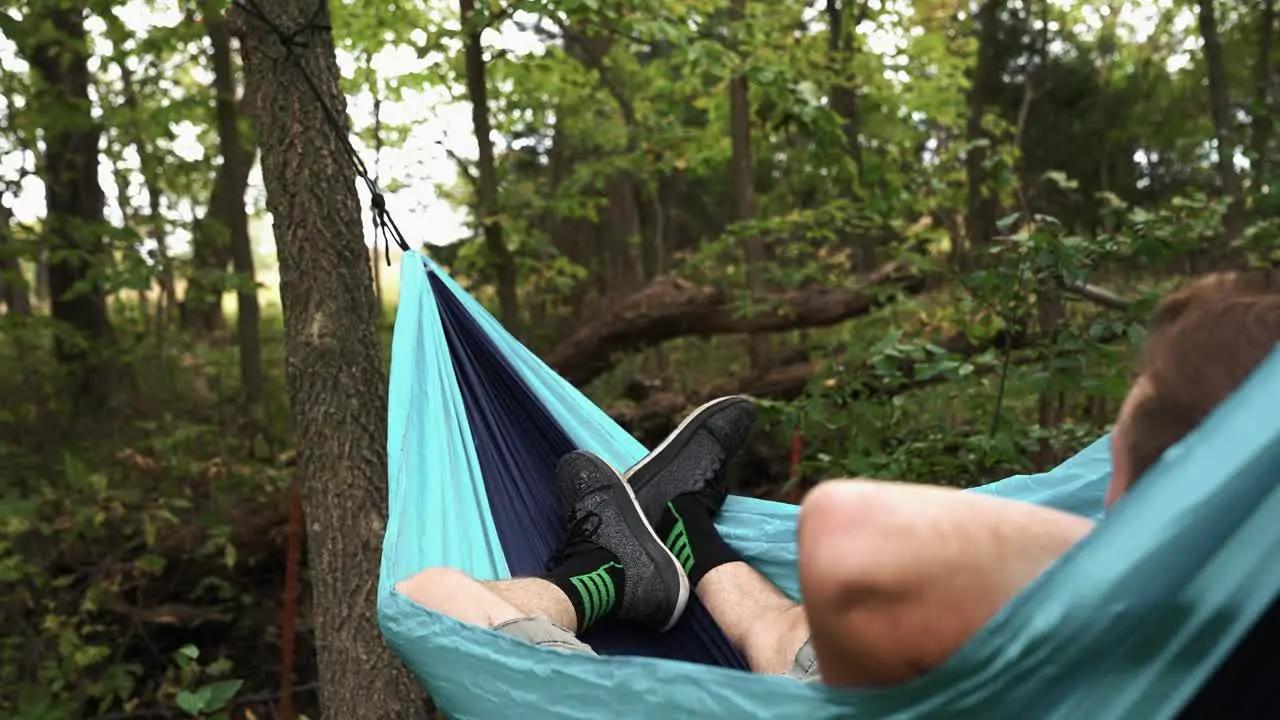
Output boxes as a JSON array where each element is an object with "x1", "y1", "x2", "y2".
[
  {"x1": 1252, "y1": 0, "x2": 1276, "y2": 181},
  {"x1": 0, "y1": 199, "x2": 31, "y2": 317},
  {"x1": 729, "y1": 0, "x2": 768, "y2": 370},
  {"x1": 207, "y1": 0, "x2": 264, "y2": 407},
  {"x1": 826, "y1": 0, "x2": 873, "y2": 268},
  {"x1": 119, "y1": 66, "x2": 174, "y2": 334},
  {"x1": 184, "y1": 155, "x2": 252, "y2": 334},
  {"x1": 963, "y1": 0, "x2": 1002, "y2": 269},
  {"x1": 560, "y1": 26, "x2": 649, "y2": 296},
  {"x1": 106, "y1": 147, "x2": 153, "y2": 326},
  {"x1": 184, "y1": 17, "x2": 259, "y2": 336},
  {"x1": 826, "y1": 0, "x2": 865, "y2": 183},
  {"x1": 25, "y1": 1, "x2": 116, "y2": 405},
  {"x1": 232, "y1": 4, "x2": 429, "y2": 718},
  {"x1": 34, "y1": 255, "x2": 49, "y2": 305},
  {"x1": 1197, "y1": 0, "x2": 1247, "y2": 245},
  {"x1": 459, "y1": 0, "x2": 520, "y2": 333},
  {"x1": 543, "y1": 114, "x2": 593, "y2": 321},
  {"x1": 602, "y1": 174, "x2": 645, "y2": 295}
]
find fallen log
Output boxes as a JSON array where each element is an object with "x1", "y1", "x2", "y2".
[
  {"x1": 609, "y1": 328, "x2": 1034, "y2": 438},
  {"x1": 547, "y1": 261, "x2": 935, "y2": 386}
]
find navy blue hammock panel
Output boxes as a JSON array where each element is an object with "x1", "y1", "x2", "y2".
[{"x1": 378, "y1": 252, "x2": 1280, "y2": 719}]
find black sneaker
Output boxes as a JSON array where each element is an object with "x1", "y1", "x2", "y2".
[
  {"x1": 554, "y1": 451, "x2": 690, "y2": 631},
  {"x1": 624, "y1": 395, "x2": 758, "y2": 527}
]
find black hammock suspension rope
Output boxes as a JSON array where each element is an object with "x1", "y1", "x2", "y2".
[{"x1": 231, "y1": 0, "x2": 411, "y2": 263}]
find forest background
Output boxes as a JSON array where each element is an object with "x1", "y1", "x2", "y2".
[{"x1": 1, "y1": 0, "x2": 1276, "y2": 717}]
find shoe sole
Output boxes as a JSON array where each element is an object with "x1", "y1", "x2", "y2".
[
  {"x1": 623, "y1": 395, "x2": 753, "y2": 498},
  {"x1": 587, "y1": 452, "x2": 692, "y2": 632}
]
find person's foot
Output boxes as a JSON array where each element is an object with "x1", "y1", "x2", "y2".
[
  {"x1": 624, "y1": 395, "x2": 759, "y2": 527},
  {"x1": 549, "y1": 450, "x2": 690, "y2": 632}
]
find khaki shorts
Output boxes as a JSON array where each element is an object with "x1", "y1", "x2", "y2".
[{"x1": 493, "y1": 616, "x2": 822, "y2": 684}]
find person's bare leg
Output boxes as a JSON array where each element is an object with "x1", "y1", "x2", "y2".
[
  {"x1": 797, "y1": 479, "x2": 1095, "y2": 687},
  {"x1": 696, "y1": 562, "x2": 811, "y2": 674},
  {"x1": 396, "y1": 566, "x2": 578, "y2": 632}
]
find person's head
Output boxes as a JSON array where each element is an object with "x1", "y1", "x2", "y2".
[{"x1": 1107, "y1": 269, "x2": 1280, "y2": 506}]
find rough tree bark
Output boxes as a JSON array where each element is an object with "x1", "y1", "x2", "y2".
[
  {"x1": 728, "y1": 0, "x2": 769, "y2": 369},
  {"x1": 231, "y1": 3, "x2": 429, "y2": 718},
  {"x1": 25, "y1": 0, "x2": 116, "y2": 404},
  {"x1": 1197, "y1": 0, "x2": 1247, "y2": 245},
  {"x1": 207, "y1": 0, "x2": 264, "y2": 407},
  {"x1": 963, "y1": 0, "x2": 1002, "y2": 269},
  {"x1": 459, "y1": 0, "x2": 521, "y2": 333}
]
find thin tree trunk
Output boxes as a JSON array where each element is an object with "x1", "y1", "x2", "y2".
[
  {"x1": 560, "y1": 27, "x2": 646, "y2": 300},
  {"x1": 184, "y1": 9, "x2": 259, "y2": 336},
  {"x1": 184, "y1": 158, "x2": 249, "y2": 334},
  {"x1": 1198, "y1": 0, "x2": 1247, "y2": 245},
  {"x1": 826, "y1": 0, "x2": 865, "y2": 182},
  {"x1": 25, "y1": 0, "x2": 116, "y2": 406},
  {"x1": 459, "y1": 0, "x2": 520, "y2": 333},
  {"x1": 826, "y1": 0, "x2": 873, "y2": 268},
  {"x1": 1252, "y1": 0, "x2": 1276, "y2": 181},
  {"x1": 119, "y1": 67, "x2": 172, "y2": 335},
  {"x1": 232, "y1": 3, "x2": 429, "y2": 718},
  {"x1": 963, "y1": 0, "x2": 1002, "y2": 271},
  {"x1": 0, "y1": 199, "x2": 31, "y2": 317},
  {"x1": 729, "y1": 0, "x2": 768, "y2": 370},
  {"x1": 543, "y1": 115, "x2": 593, "y2": 321},
  {"x1": 207, "y1": 2, "x2": 264, "y2": 408},
  {"x1": 107, "y1": 149, "x2": 153, "y2": 327},
  {"x1": 34, "y1": 255, "x2": 49, "y2": 305}
]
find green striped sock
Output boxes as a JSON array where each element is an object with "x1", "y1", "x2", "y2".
[
  {"x1": 547, "y1": 545, "x2": 624, "y2": 632},
  {"x1": 657, "y1": 493, "x2": 742, "y2": 587}
]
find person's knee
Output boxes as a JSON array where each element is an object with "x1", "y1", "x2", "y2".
[
  {"x1": 797, "y1": 480, "x2": 894, "y2": 612},
  {"x1": 394, "y1": 565, "x2": 477, "y2": 609}
]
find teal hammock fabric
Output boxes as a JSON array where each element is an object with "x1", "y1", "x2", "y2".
[{"x1": 378, "y1": 252, "x2": 1280, "y2": 719}]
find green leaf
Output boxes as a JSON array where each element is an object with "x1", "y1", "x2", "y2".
[
  {"x1": 135, "y1": 554, "x2": 166, "y2": 575},
  {"x1": 175, "y1": 687, "x2": 210, "y2": 716},
  {"x1": 200, "y1": 679, "x2": 244, "y2": 711}
]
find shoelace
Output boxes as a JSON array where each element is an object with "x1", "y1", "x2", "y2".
[{"x1": 545, "y1": 509, "x2": 603, "y2": 572}]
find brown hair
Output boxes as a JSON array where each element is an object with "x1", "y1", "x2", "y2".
[{"x1": 1120, "y1": 269, "x2": 1280, "y2": 483}]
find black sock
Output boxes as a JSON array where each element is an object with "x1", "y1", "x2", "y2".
[
  {"x1": 545, "y1": 545, "x2": 625, "y2": 632},
  {"x1": 656, "y1": 493, "x2": 742, "y2": 587}
]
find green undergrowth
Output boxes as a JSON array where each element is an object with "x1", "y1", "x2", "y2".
[{"x1": 0, "y1": 310, "x2": 308, "y2": 720}]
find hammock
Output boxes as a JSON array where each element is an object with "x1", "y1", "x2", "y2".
[{"x1": 378, "y1": 252, "x2": 1280, "y2": 719}]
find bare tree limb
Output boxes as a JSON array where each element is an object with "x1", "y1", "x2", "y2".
[
  {"x1": 436, "y1": 140, "x2": 479, "y2": 191},
  {"x1": 1062, "y1": 280, "x2": 1131, "y2": 310}
]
